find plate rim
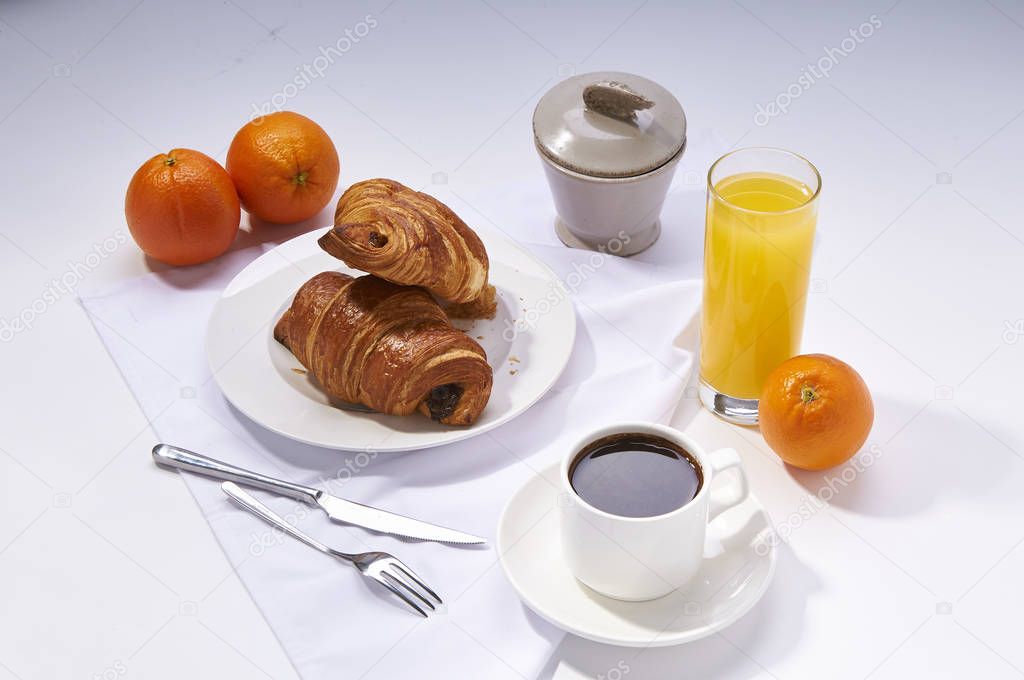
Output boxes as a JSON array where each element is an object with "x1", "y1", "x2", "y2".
[
  {"x1": 205, "y1": 227, "x2": 577, "y2": 452},
  {"x1": 496, "y1": 462, "x2": 777, "y2": 647}
]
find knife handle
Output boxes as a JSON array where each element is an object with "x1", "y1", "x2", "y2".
[{"x1": 152, "y1": 444, "x2": 320, "y2": 504}]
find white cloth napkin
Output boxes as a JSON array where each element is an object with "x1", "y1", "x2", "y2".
[{"x1": 79, "y1": 134, "x2": 719, "y2": 678}]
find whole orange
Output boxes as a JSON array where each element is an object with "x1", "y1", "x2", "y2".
[
  {"x1": 125, "y1": 149, "x2": 240, "y2": 266},
  {"x1": 759, "y1": 354, "x2": 874, "y2": 470},
  {"x1": 226, "y1": 112, "x2": 340, "y2": 224}
]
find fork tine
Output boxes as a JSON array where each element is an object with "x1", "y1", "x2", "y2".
[
  {"x1": 391, "y1": 561, "x2": 442, "y2": 604},
  {"x1": 375, "y1": 575, "x2": 428, "y2": 617},
  {"x1": 382, "y1": 570, "x2": 436, "y2": 611}
]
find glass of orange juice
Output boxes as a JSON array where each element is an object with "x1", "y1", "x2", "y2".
[{"x1": 699, "y1": 147, "x2": 821, "y2": 424}]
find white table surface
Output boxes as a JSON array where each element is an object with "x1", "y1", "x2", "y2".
[{"x1": 2, "y1": 1, "x2": 1023, "y2": 678}]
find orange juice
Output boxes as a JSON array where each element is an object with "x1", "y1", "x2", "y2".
[{"x1": 700, "y1": 171, "x2": 817, "y2": 402}]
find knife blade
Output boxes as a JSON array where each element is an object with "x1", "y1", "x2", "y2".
[{"x1": 152, "y1": 443, "x2": 486, "y2": 545}]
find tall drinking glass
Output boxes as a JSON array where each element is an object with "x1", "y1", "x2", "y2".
[{"x1": 699, "y1": 148, "x2": 821, "y2": 424}]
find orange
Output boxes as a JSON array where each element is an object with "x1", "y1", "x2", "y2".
[
  {"x1": 125, "y1": 149, "x2": 240, "y2": 266},
  {"x1": 226, "y1": 111, "x2": 340, "y2": 224},
  {"x1": 759, "y1": 354, "x2": 874, "y2": 470}
]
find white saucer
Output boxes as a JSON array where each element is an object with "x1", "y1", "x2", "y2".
[{"x1": 497, "y1": 463, "x2": 776, "y2": 647}]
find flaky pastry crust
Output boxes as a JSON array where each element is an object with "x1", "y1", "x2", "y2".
[
  {"x1": 274, "y1": 271, "x2": 492, "y2": 425},
  {"x1": 319, "y1": 178, "x2": 494, "y2": 317}
]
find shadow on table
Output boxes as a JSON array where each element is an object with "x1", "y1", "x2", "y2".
[
  {"x1": 786, "y1": 393, "x2": 1010, "y2": 518},
  {"x1": 629, "y1": 184, "x2": 706, "y2": 281},
  {"x1": 535, "y1": 546, "x2": 816, "y2": 679},
  {"x1": 236, "y1": 210, "x2": 332, "y2": 250},
  {"x1": 227, "y1": 397, "x2": 537, "y2": 489}
]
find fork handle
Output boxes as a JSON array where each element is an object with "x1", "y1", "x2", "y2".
[
  {"x1": 153, "y1": 444, "x2": 320, "y2": 505},
  {"x1": 221, "y1": 482, "x2": 351, "y2": 560}
]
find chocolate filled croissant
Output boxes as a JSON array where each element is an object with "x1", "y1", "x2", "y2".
[
  {"x1": 274, "y1": 271, "x2": 492, "y2": 425},
  {"x1": 318, "y1": 178, "x2": 496, "y2": 318}
]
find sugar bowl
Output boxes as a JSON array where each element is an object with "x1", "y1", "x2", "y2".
[{"x1": 533, "y1": 72, "x2": 686, "y2": 256}]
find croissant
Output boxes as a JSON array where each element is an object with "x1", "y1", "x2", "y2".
[
  {"x1": 318, "y1": 178, "x2": 496, "y2": 318},
  {"x1": 274, "y1": 271, "x2": 492, "y2": 425}
]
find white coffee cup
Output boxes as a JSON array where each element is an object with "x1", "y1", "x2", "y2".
[{"x1": 559, "y1": 422, "x2": 750, "y2": 601}]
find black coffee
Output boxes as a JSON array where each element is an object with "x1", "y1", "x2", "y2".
[{"x1": 569, "y1": 433, "x2": 702, "y2": 518}]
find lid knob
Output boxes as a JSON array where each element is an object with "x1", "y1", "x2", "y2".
[{"x1": 582, "y1": 81, "x2": 654, "y2": 122}]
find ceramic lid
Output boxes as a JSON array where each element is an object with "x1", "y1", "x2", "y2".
[{"x1": 533, "y1": 72, "x2": 686, "y2": 179}]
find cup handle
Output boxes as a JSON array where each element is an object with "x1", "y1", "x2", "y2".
[{"x1": 706, "y1": 448, "x2": 750, "y2": 522}]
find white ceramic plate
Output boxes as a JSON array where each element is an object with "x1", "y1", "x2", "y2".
[
  {"x1": 206, "y1": 228, "x2": 575, "y2": 452},
  {"x1": 497, "y1": 464, "x2": 776, "y2": 647}
]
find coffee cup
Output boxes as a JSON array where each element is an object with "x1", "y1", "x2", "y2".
[{"x1": 559, "y1": 422, "x2": 750, "y2": 601}]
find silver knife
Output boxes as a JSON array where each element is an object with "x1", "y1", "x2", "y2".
[{"x1": 152, "y1": 444, "x2": 486, "y2": 545}]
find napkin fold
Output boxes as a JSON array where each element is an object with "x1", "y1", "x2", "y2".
[{"x1": 80, "y1": 171, "x2": 711, "y2": 678}]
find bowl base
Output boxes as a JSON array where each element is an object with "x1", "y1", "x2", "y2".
[{"x1": 554, "y1": 218, "x2": 660, "y2": 257}]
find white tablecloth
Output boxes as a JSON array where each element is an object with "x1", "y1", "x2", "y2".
[{"x1": 78, "y1": 129, "x2": 721, "y2": 679}]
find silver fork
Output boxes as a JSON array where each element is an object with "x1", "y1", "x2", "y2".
[{"x1": 221, "y1": 482, "x2": 442, "y2": 616}]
